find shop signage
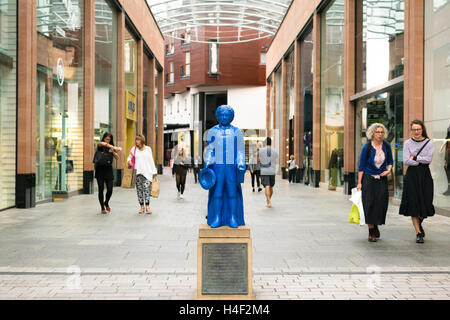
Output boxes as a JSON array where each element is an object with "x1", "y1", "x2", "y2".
[
  {"x1": 56, "y1": 58, "x2": 64, "y2": 86},
  {"x1": 125, "y1": 90, "x2": 136, "y2": 121}
]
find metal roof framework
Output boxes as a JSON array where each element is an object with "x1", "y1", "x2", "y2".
[{"x1": 147, "y1": 0, "x2": 293, "y2": 44}]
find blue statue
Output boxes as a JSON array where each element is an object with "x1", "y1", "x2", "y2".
[{"x1": 199, "y1": 105, "x2": 246, "y2": 228}]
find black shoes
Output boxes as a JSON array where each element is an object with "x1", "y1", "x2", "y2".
[
  {"x1": 416, "y1": 233, "x2": 424, "y2": 243},
  {"x1": 419, "y1": 219, "x2": 425, "y2": 237},
  {"x1": 374, "y1": 225, "x2": 380, "y2": 239},
  {"x1": 252, "y1": 188, "x2": 255, "y2": 192},
  {"x1": 258, "y1": 187, "x2": 262, "y2": 192},
  {"x1": 368, "y1": 228, "x2": 377, "y2": 242}
]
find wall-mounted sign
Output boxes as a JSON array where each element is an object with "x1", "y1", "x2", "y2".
[
  {"x1": 56, "y1": 58, "x2": 64, "y2": 86},
  {"x1": 125, "y1": 90, "x2": 136, "y2": 121}
]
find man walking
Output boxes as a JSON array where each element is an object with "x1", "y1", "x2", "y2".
[{"x1": 258, "y1": 138, "x2": 279, "y2": 208}]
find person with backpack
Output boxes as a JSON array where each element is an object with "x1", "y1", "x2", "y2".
[
  {"x1": 399, "y1": 120, "x2": 435, "y2": 244},
  {"x1": 94, "y1": 132, "x2": 120, "y2": 214},
  {"x1": 357, "y1": 123, "x2": 393, "y2": 242}
]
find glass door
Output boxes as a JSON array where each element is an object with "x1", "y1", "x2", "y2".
[
  {"x1": 355, "y1": 87, "x2": 404, "y2": 198},
  {"x1": 36, "y1": 69, "x2": 69, "y2": 201}
]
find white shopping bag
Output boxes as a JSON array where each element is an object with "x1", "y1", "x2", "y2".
[{"x1": 349, "y1": 188, "x2": 365, "y2": 226}]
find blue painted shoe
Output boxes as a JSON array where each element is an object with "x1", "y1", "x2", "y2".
[
  {"x1": 229, "y1": 215, "x2": 238, "y2": 229},
  {"x1": 210, "y1": 217, "x2": 221, "y2": 228}
]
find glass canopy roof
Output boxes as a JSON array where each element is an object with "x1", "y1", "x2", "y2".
[{"x1": 147, "y1": 0, "x2": 293, "y2": 44}]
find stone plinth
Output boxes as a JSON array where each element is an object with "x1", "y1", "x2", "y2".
[{"x1": 197, "y1": 224, "x2": 253, "y2": 300}]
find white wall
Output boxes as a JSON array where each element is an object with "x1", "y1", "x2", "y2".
[
  {"x1": 163, "y1": 91, "x2": 191, "y2": 125},
  {"x1": 227, "y1": 86, "x2": 266, "y2": 129}
]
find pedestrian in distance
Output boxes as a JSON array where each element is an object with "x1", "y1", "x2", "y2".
[
  {"x1": 248, "y1": 152, "x2": 262, "y2": 192},
  {"x1": 399, "y1": 120, "x2": 435, "y2": 244},
  {"x1": 287, "y1": 155, "x2": 298, "y2": 183},
  {"x1": 357, "y1": 123, "x2": 393, "y2": 242},
  {"x1": 127, "y1": 134, "x2": 158, "y2": 214},
  {"x1": 173, "y1": 148, "x2": 188, "y2": 199},
  {"x1": 94, "y1": 132, "x2": 120, "y2": 214},
  {"x1": 193, "y1": 155, "x2": 201, "y2": 184},
  {"x1": 258, "y1": 137, "x2": 279, "y2": 208}
]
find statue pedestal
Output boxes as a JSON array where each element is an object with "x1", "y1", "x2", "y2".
[{"x1": 197, "y1": 224, "x2": 253, "y2": 300}]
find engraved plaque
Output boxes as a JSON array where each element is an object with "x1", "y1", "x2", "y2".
[{"x1": 202, "y1": 243, "x2": 248, "y2": 295}]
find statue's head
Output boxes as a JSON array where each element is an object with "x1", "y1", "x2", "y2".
[{"x1": 216, "y1": 105, "x2": 234, "y2": 126}]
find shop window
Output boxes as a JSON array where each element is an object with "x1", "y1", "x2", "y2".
[{"x1": 0, "y1": 0, "x2": 16, "y2": 209}]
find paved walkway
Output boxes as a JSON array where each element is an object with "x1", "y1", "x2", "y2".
[{"x1": 1, "y1": 168, "x2": 450, "y2": 299}]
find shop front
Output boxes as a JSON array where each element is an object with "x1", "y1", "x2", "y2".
[
  {"x1": 424, "y1": 0, "x2": 450, "y2": 211},
  {"x1": 124, "y1": 27, "x2": 138, "y2": 167},
  {"x1": 353, "y1": 0, "x2": 405, "y2": 198},
  {"x1": 36, "y1": 0, "x2": 84, "y2": 202},
  {"x1": 320, "y1": 0, "x2": 345, "y2": 191},
  {"x1": 299, "y1": 27, "x2": 313, "y2": 185},
  {"x1": 354, "y1": 87, "x2": 404, "y2": 198},
  {"x1": 0, "y1": 0, "x2": 17, "y2": 210}
]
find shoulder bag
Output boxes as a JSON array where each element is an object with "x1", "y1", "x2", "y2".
[
  {"x1": 93, "y1": 147, "x2": 114, "y2": 167},
  {"x1": 403, "y1": 139, "x2": 431, "y2": 175}
]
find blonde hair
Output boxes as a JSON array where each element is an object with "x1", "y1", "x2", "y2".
[
  {"x1": 366, "y1": 123, "x2": 388, "y2": 140},
  {"x1": 136, "y1": 134, "x2": 146, "y2": 145}
]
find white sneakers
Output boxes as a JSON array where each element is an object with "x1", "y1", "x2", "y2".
[{"x1": 177, "y1": 191, "x2": 184, "y2": 199}]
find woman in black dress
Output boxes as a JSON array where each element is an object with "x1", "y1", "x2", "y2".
[
  {"x1": 94, "y1": 132, "x2": 120, "y2": 214},
  {"x1": 399, "y1": 120, "x2": 435, "y2": 243}
]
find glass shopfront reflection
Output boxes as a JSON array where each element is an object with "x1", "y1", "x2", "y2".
[
  {"x1": 36, "y1": 1, "x2": 84, "y2": 201},
  {"x1": 356, "y1": 0, "x2": 405, "y2": 92},
  {"x1": 320, "y1": 0, "x2": 345, "y2": 190},
  {"x1": 124, "y1": 27, "x2": 138, "y2": 167},
  {"x1": 300, "y1": 28, "x2": 313, "y2": 185},
  {"x1": 0, "y1": 0, "x2": 17, "y2": 209},
  {"x1": 355, "y1": 87, "x2": 404, "y2": 198},
  {"x1": 424, "y1": 0, "x2": 450, "y2": 211},
  {"x1": 95, "y1": 0, "x2": 117, "y2": 144}
]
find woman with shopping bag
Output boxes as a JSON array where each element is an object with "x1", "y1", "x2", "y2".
[
  {"x1": 127, "y1": 134, "x2": 158, "y2": 214},
  {"x1": 357, "y1": 123, "x2": 393, "y2": 242}
]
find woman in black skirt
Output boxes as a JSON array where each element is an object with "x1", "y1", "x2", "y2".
[
  {"x1": 357, "y1": 123, "x2": 393, "y2": 242},
  {"x1": 94, "y1": 132, "x2": 120, "y2": 214},
  {"x1": 399, "y1": 120, "x2": 435, "y2": 243}
]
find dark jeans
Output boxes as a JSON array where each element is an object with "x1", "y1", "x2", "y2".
[
  {"x1": 250, "y1": 170, "x2": 261, "y2": 188},
  {"x1": 193, "y1": 167, "x2": 200, "y2": 184},
  {"x1": 289, "y1": 168, "x2": 297, "y2": 183},
  {"x1": 96, "y1": 177, "x2": 113, "y2": 210},
  {"x1": 176, "y1": 174, "x2": 186, "y2": 194}
]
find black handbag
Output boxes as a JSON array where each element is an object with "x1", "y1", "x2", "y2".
[{"x1": 93, "y1": 148, "x2": 114, "y2": 167}]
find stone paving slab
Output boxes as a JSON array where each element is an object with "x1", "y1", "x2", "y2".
[{"x1": 0, "y1": 272, "x2": 449, "y2": 300}]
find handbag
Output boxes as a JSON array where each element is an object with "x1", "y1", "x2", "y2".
[
  {"x1": 348, "y1": 204, "x2": 360, "y2": 224},
  {"x1": 349, "y1": 188, "x2": 365, "y2": 226},
  {"x1": 128, "y1": 147, "x2": 137, "y2": 169},
  {"x1": 93, "y1": 148, "x2": 113, "y2": 167},
  {"x1": 151, "y1": 176, "x2": 160, "y2": 198},
  {"x1": 122, "y1": 147, "x2": 137, "y2": 188}
]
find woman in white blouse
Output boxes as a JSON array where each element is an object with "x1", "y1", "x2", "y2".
[{"x1": 127, "y1": 134, "x2": 158, "y2": 214}]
